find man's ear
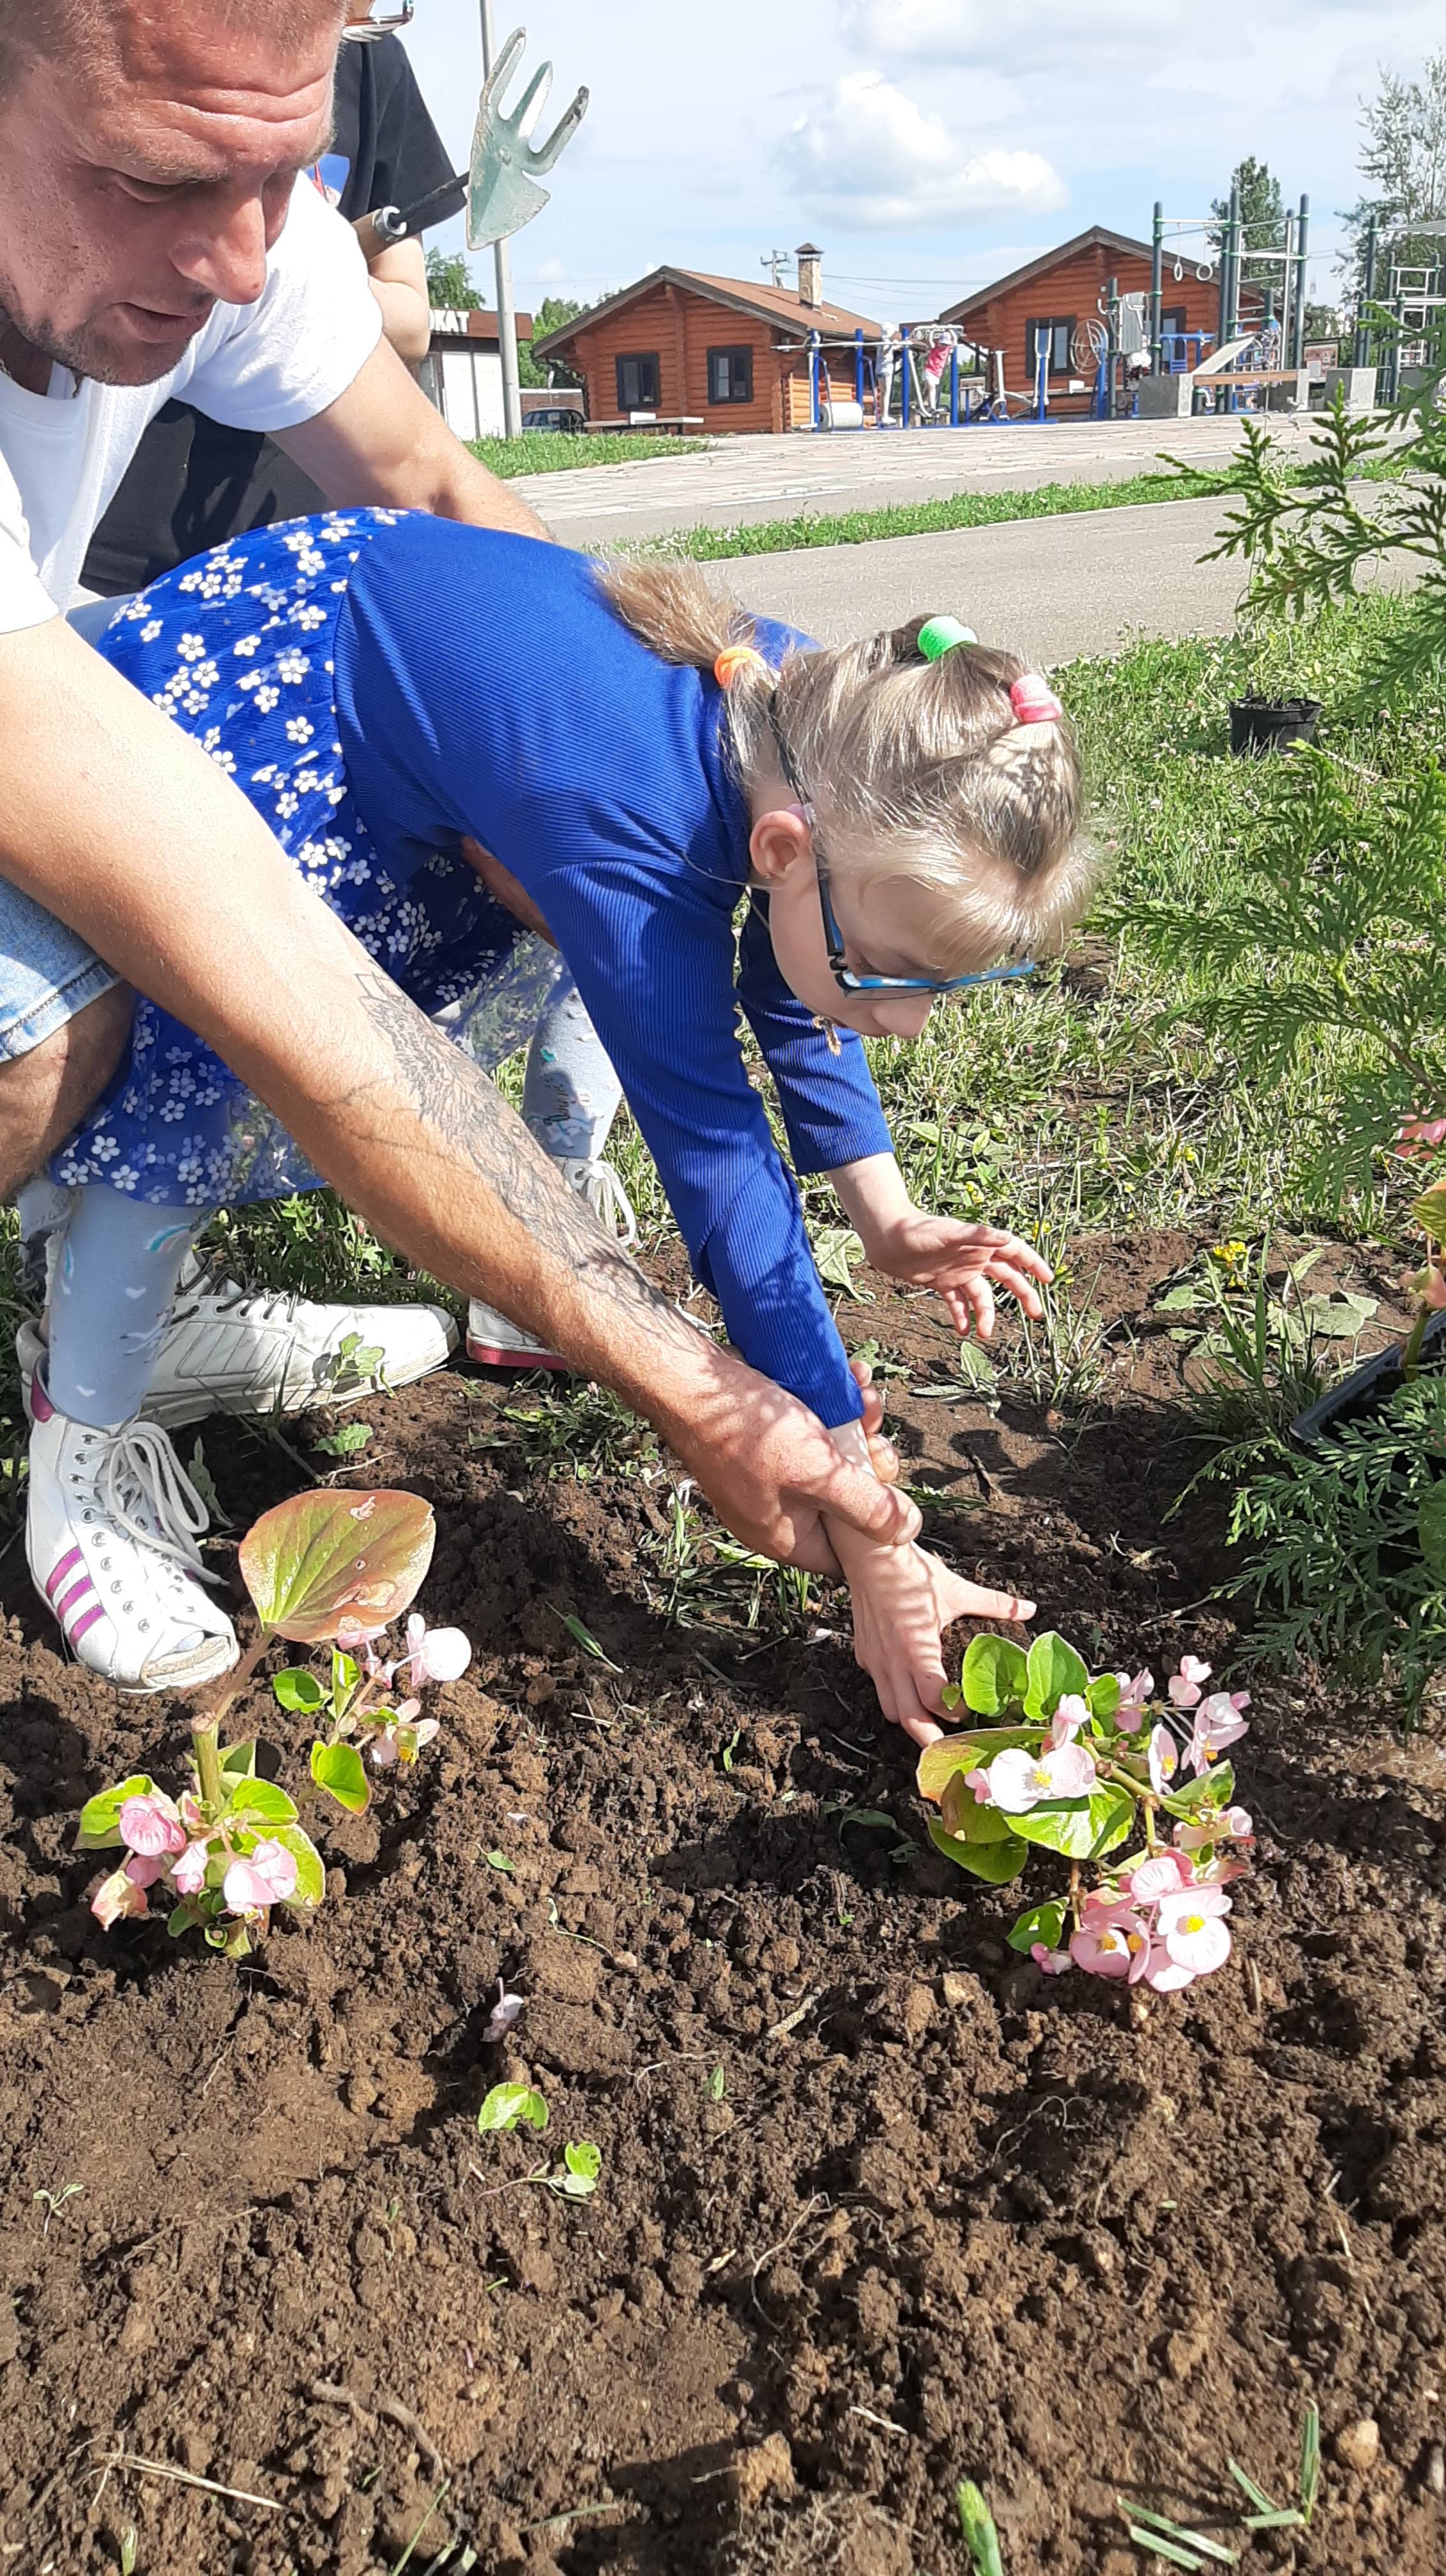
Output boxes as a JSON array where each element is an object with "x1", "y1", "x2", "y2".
[{"x1": 749, "y1": 804, "x2": 813, "y2": 886}]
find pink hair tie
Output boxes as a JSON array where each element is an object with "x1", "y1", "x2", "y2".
[{"x1": 1010, "y1": 675, "x2": 1063, "y2": 725}]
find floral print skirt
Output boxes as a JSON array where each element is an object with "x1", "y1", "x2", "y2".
[{"x1": 54, "y1": 511, "x2": 559, "y2": 1208}]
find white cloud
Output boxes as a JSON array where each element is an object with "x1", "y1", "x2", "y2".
[
  {"x1": 844, "y1": 0, "x2": 1178, "y2": 65},
  {"x1": 783, "y1": 72, "x2": 1066, "y2": 231}
]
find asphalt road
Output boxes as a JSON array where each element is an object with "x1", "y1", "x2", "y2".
[
  {"x1": 519, "y1": 413, "x2": 1322, "y2": 548},
  {"x1": 715, "y1": 493, "x2": 1410, "y2": 666}
]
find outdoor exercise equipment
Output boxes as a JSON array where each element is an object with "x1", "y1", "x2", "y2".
[{"x1": 1146, "y1": 190, "x2": 1311, "y2": 401}]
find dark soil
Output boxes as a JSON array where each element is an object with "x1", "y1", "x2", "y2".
[{"x1": 1, "y1": 1230, "x2": 1443, "y2": 2575}]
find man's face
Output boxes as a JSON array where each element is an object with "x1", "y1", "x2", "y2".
[{"x1": 0, "y1": 3, "x2": 340, "y2": 385}]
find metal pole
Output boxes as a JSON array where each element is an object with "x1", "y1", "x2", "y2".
[
  {"x1": 1150, "y1": 200, "x2": 1164, "y2": 374},
  {"x1": 1291, "y1": 194, "x2": 1309, "y2": 367},
  {"x1": 855, "y1": 327, "x2": 864, "y2": 410},
  {"x1": 1354, "y1": 213, "x2": 1378, "y2": 368},
  {"x1": 901, "y1": 325, "x2": 911, "y2": 429},
  {"x1": 949, "y1": 343, "x2": 959, "y2": 427},
  {"x1": 1106, "y1": 275, "x2": 1118, "y2": 417},
  {"x1": 479, "y1": 0, "x2": 523, "y2": 438},
  {"x1": 1226, "y1": 179, "x2": 1242, "y2": 344}
]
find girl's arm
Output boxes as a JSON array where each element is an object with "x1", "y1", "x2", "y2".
[{"x1": 828, "y1": 1150, "x2": 1051, "y2": 1341}]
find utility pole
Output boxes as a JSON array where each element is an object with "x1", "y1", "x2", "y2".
[
  {"x1": 478, "y1": 0, "x2": 523, "y2": 438},
  {"x1": 760, "y1": 249, "x2": 793, "y2": 289}
]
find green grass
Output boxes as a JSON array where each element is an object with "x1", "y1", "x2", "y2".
[
  {"x1": 469, "y1": 431, "x2": 712, "y2": 478},
  {"x1": 607, "y1": 448, "x2": 1404, "y2": 562}
]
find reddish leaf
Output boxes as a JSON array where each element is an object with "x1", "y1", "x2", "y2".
[{"x1": 238, "y1": 1489, "x2": 436, "y2": 1644}]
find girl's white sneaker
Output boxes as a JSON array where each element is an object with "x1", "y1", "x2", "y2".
[{"x1": 26, "y1": 1380, "x2": 239, "y2": 1694}]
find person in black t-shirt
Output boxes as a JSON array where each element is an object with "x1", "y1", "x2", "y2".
[{"x1": 81, "y1": 4, "x2": 453, "y2": 598}]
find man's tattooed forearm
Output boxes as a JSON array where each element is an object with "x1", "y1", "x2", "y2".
[{"x1": 348, "y1": 971, "x2": 693, "y2": 1341}]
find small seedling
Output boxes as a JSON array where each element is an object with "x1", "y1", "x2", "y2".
[
  {"x1": 119, "y1": 2528, "x2": 139, "y2": 2575},
  {"x1": 476, "y1": 2083, "x2": 548, "y2": 2136},
  {"x1": 706, "y1": 2066, "x2": 726, "y2": 2103},
  {"x1": 32, "y1": 2182, "x2": 83, "y2": 2236},
  {"x1": 484, "y1": 1848, "x2": 515, "y2": 1875},
  {"x1": 551, "y1": 1605, "x2": 622, "y2": 1671},
  {"x1": 1119, "y1": 2501, "x2": 1238, "y2": 2568},
  {"x1": 956, "y1": 2480, "x2": 1003, "y2": 2576},
  {"x1": 548, "y1": 2140, "x2": 602, "y2": 2201},
  {"x1": 1300, "y1": 2400, "x2": 1320, "y2": 2526},
  {"x1": 315, "y1": 1422, "x2": 374, "y2": 1459}
]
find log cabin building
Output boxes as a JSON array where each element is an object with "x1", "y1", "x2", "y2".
[
  {"x1": 940, "y1": 225, "x2": 1224, "y2": 417},
  {"x1": 532, "y1": 249, "x2": 881, "y2": 435}
]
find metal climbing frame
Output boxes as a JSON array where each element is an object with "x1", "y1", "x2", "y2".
[{"x1": 1148, "y1": 191, "x2": 1311, "y2": 397}]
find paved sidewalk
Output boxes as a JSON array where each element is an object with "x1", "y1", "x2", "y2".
[
  {"x1": 719, "y1": 492, "x2": 1410, "y2": 668},
  {"x1": 517, "y1": 413, "x2": 1321, "y2": 548}
]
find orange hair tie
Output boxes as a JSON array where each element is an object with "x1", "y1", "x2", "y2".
[{"x1": 713, "y1": 645, "x2": 768, "y2": 689}]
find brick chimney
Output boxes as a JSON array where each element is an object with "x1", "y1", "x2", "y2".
[{"x1": 795, "y1": 243, "x2": 823, "y2": 310}]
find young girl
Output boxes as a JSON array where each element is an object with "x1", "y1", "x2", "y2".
[{"x1": 27, "y1": 510, "x2": 1092, "y2": 1735}]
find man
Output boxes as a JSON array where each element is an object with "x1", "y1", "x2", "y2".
[
  {"x1": 81, "y1": 0, "x2": 447, "y2": 598},
  {"x1": 0, "y1": 0, "x2": 925, "y2": 1581}
]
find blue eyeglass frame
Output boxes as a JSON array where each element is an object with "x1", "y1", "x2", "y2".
[{"x1": 802, "y1": 804, "x2": 1037, "y2": 997}]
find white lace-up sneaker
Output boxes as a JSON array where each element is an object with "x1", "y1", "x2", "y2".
[
  {"x1": 26, "y1": 1379, "x2": 239, "y2": 1693},
  {"x1": 466, "y1": 1156, "x2": 638, "y2": 1368},
  {"x1": 18, "y1": 1259, "x2": 458, "y2": 1432}
]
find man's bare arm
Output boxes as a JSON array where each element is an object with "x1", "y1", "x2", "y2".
[
  {"x1": 275, "y1": 335, "x2": 549, "y2": 539},
  {"x1": 0, "y1": 620, "x2": 918, "y2": 1567}
]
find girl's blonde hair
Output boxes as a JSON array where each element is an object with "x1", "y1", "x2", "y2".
[{"x1": 598, "y1": 556, "x2": 1093, "y2": 976}]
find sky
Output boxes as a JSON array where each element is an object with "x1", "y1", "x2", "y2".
[{"x1": 400, "y1": 0, "x2": 1444, "y2": 324}]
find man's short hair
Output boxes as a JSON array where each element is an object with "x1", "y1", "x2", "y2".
[{"x1": 0, "y1": 0, "x2": 345, "y2": 96}]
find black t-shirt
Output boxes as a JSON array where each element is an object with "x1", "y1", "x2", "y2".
[{"x1": 81, "y1": 34, "x2": 453, "y2": 597}]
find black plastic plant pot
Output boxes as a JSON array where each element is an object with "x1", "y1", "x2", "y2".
[
  {"x1": 1228, "y1": 695, "x2": 1323, "y2": 757},
  {"x1": 1291, "y1": 1308, "x2": 1446, "y2": 1447}
]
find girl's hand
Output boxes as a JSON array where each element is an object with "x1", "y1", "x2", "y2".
[
  {"x1": 827, "y1": 1520, "x2": 1034, "y2": 1746},
  {"x1": 860, "y1": 1209, "x2": 1051, "y2": 1342}
]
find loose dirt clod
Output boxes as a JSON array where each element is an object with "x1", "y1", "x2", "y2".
[{"x1": 1336, "y1": 2418, "x2": 1382, "y2": 2474}]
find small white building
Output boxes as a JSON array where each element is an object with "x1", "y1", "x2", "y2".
[{"x1": 418, "y1": 305, "x2": 535, "y2": 442}]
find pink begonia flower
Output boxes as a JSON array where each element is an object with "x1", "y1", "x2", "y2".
[
  {"x1": 222, "y1": 1837, "x2": 298, "y2": 1917},
  {"x1": 1146, "y1": 1724, "x2": 1180, "y2": 1795},
  {"x1": 1190, "y1": 1852, "x2": 1251, "y2": 1887},
  {"x1": 1141, "y1": 1943, "x2": 1196, "y2": 1992},
  {"x1": 118, "y1": 1790, "x2": 187, "y2": 1859},
  {"x1": 987, "y1": 1741, "x2": 1098, "y2": 1813},
  {"x1": 171, "y1": 1838, "x2": 212, "y2": 1897},
  {"x1": 123, "y1": 1851, "x2": 166, "y2": 1890},
  {"x1": 1186, "y1": 1691, "x2": 1250, "y2": 1776},
  {"x1": 91, "y1": 1864, "x2": 150, "y2": 1928},
  {"x1": 1157, "y1": 1885, "x2": 1233, "y2": 1974},
  {"x1": 963, "y1": 1767, "x2": 993, "y2": 1804},
  {"x1": 1048, "y1": 1692, "x2": 1091, "y2": 1748},
  {"x1": 1415, "y1": 1264, "x2": 1446, "y2": 1312},
  {"x1": 402, "y1": 1614, "x2": 472, "y2": 1689},
  {"x1": 1168, "y1": 1655, "x2": 1212, "y2": 1710},
  {"x1": 1175, "y1": 1807, "x2": 1254, "y2": 1853},
  {"x1": 483, "y1": 1978, "x2": 526, "y2": 2041},
  {"x1": 1398, "y1": 1116, "x2": 1446, "y2": 1154},
  {"x1": 1114, "y1": 1669, "x2": 1154, "y2": 1729},
  {"x1": 370, "y1": 1708, "x2": 440, "y2": 1768},
  {"x1": 178, "y1": 1790, "x2": 206, "y2": 1836},
  {"x1": 1030, "y1": 1942, "x2": 1073, "y2": 1974},
  {"x1": 1070, "y1": 1922, "x2": 1153, "y2": 1981},
  {"x1": 335, "y1": 1614, "x2": 389, "y2": 1652},
  {"x1": 1129, "y1": 1850, "x2": 1192, "y2": 1903}
]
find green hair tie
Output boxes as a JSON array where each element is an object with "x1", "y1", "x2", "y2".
[{"x1": 917, "y1": 616, "x2": 978, "y2": 661}]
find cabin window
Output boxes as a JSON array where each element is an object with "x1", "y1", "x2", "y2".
[
  {"x1": 615, "y1": 350, "x2": 661, "y2": 411},
  {"x1": 706, "y1": 345, "x2": 754, "y2": 404},
  {"x1": 1025, "y1": 316, "x2": 1076, "y2": 376}
]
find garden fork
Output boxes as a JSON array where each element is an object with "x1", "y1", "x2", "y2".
[
  {"x1": 466, "y1": 28, "x2": 590, "y2": 251},
  {"x1": 352, "y1": 26, "x2": 588, "y2": 259}
]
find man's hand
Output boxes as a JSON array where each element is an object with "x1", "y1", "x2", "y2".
[
  {"x1": 660, "y1": 1353, "x2": 919, "y2": 1577},
  {"x1": 276, "y1": 335, "x2": 551, "y2": 540}
]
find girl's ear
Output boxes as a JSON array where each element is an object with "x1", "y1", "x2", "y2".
[{"x1": 749, "y1": 804, "x2": 814, "y2": 886}]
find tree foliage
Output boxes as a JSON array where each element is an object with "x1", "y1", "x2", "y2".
[
  {"x1": 1210, "y1": 156, "x2": 1286, "y2": 286},
  {"x1": 1341, "y1": 52, "x2": 1446, "y2": 294},
  {"x1": 424, "y1": 247, "x2": 485, "y2": 312}
]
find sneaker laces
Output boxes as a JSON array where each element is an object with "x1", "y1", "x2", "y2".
[
  {"x1": 172, "y1": 1272, "x2": 305, "y2": 1328},
  {"x1": 567, "y1": 1157, "x2": 638, "y2": 1248},
  {"x1": 95, "y1": 1422, "x2": 219, "y2": 1584}
]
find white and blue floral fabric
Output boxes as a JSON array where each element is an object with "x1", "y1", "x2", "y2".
[{"x1": 54, "y1": 512, "x2": 559, "y2": 1208}]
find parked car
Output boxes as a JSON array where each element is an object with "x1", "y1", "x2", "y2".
[{"x1": 521, "y1": 404, "x2": 586, "y2": 433}]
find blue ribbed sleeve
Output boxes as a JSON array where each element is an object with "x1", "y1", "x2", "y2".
[{"x1": 334, "y1": 518, "x2": 876, "y2": 1426}]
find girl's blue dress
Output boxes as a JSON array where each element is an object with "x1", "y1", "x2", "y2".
[{"x1": 55, "y1": 509, "x2": 895, "y2": 1427}]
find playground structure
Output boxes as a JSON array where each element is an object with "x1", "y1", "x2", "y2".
[
  {"x1": 1350, "y1": 214, "x2": 1446, "y2": 401},
  {"x1": 802, "y1": 180, "x2": 1343, "y2": 434}
]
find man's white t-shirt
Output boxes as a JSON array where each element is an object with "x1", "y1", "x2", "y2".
[{"x1": 0, "y1": 175, "x2": 381, "y2": 636}]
